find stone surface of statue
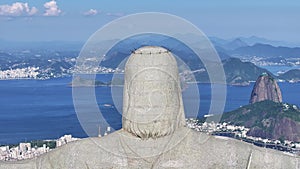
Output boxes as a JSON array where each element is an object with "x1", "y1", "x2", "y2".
[
  {"x1": 122, "y1": 46, "x2": 185, "y2": 139},
  {"x1": 0, "y1": 46, "x2": 299, "y2": 169}
]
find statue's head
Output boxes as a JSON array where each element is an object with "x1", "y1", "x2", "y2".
[{"x1": 122, "y1": 46, "x2": 186, "y2": 139}]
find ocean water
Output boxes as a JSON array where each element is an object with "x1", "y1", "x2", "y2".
[{"x1": 0, "y1": 75, "x2": 299, "y2": 144}]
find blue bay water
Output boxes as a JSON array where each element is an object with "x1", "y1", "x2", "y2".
[{"x1": 0, "y1": 75, "x2": 299, "y2": 144}]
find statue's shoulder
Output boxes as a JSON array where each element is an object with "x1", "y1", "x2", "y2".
[{"x1": 36, "y1": 132, "x2": 124, "y2": 168}]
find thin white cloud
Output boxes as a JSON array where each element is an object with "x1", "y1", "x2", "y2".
[
  {"x1": 0, "y1": 2, "x2": 38, "y2": 17},
  {"x1": 43, "y1": 0, "x2": 62, "y2": 16},
  {"x1": 106, "y1": 12, "x2": 125, "y2": 17},
  {"x1": 83, "y1": 9, "x2": 98, "y2": 16}
]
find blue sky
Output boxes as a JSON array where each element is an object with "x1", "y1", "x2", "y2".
[{"x1": 0, "y1": 0, "x2": 299, "y2": 42}]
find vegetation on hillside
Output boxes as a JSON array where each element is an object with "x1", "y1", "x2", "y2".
[
  {"x1": 222, "y1": 100, "x2": 300, "y2": 126},
  {"x1": 278, "y1": 69, "x2": 300, "y2": 81},
  {"x1": 221, "y1": 100, "x2": 300, "y2": 141}
]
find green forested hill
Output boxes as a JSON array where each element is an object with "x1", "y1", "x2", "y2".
[{"x1": 221, "y1": 100, "x2": 300, "y2": 141}]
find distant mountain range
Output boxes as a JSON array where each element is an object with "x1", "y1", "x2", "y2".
[
  {"x1": 1, "y1": 35, "x2": 300, "y2": 83},
  {"x1": 223, "y1": 58, "x2": 272, "y2": 85},
  {"x1": 191, "y1": 58, "x2": 272, "y2": 85},
  {"x1": 210, "y1": 36, "x2": 300, "y2": 59},
  {"x1": 231, "y1": 44, "x2": 300, "y2": 58},
  {"x1": 210, "y1": 36, "x2": 300, "y2": 48},
  {"x1": 191, "y1": 58, "x2": 299, "y2": 85},
  {"x1": 209, "y1": 36, "x2": 300, "y2": 69}
]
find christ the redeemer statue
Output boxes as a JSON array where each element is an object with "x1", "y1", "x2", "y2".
[{"x1": 1, "y1": 46, "x2": 299, "y2": 169}]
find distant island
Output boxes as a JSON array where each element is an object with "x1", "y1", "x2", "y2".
[{"x1": 69, "y1": 76, "x2": 108, "y2": 87}]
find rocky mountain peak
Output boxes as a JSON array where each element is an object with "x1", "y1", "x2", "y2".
[{"x1": 250, "y1": 73, "x2": 282, "y2": 104}]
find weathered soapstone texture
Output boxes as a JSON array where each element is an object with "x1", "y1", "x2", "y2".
[
  {"x1": 1, "y1": 46, "x2": 299, "y2": 169},
  {"x1": 122, "y1": 46, "x2": 185, "y2": 139}
]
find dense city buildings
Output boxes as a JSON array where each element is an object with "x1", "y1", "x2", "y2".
[{"x1": 0, "y1": 135, "x2": 79, "y2": 161}]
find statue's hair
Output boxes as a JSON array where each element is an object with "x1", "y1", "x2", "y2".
[{"x1": 122, "y1": 46, "x2": 186, "y2": 139}]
